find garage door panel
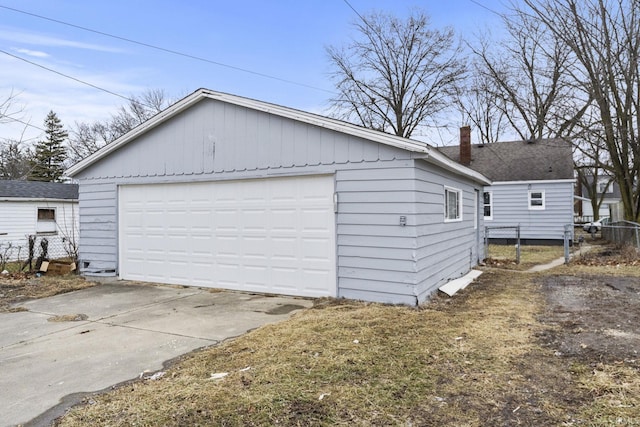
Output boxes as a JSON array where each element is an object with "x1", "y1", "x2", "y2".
[{"x1": 119, "y1": 175, "x2": 336, "y2": 297}]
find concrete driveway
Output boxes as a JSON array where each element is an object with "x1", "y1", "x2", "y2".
[{"x1": 0, "y1": 280, "x2": 312, "y2": 427}]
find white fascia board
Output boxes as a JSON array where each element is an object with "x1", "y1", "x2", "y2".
[
  {"x1": 65, "y1": 88, "x2": 484, "y2": 185},
  {"x1": 199, "y1": 91, "x2": 431, "y2": 153},
  {"x1": 489, "y1": 179, "x2": 576, "y2": 186},
  {"x1": 414, "y1": 151, "x2": 492, "y2": 185},
  {"x1": 0, "y1": 198, "x2": 78, "y2": 203},
  {"x1": 65, "y1": 90, "x2": 207, "y2": 177}
]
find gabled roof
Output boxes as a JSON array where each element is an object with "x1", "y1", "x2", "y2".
[
  {"x1": 0, "y1": 180, "x2": 79, "y2": 200},
  {"x1": 437, "y1": 139, "x2": 574, "y2": 182},
  {"x1": 66, "y1": 88, "x2": 491, "y2": 185}
]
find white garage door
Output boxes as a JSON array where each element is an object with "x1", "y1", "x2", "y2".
[{"x1": 118, "y1": 175, "x2": 336, "y2": 297}]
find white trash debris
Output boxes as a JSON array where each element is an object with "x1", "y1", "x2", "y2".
[
  {"x1": 210, "y1": 372, "x2": 229, "y2": 380},
  {"x1": 145, "y1": 371, "x2": 166, "y2": 381}
]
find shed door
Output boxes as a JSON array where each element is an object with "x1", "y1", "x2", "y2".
[{"x1": 118, "y1": 175, "x2": 336, "y2": 297}]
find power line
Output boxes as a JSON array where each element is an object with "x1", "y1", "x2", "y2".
[
  {"x1": 0, "y1": 4, "x2": 335, "y2": 94},
  {"x1": 342, "y1": 0, "x2": 367, "y2": 23},
  {"x1": 0, "y1": 49, "x2": 136, "y2": 104},
  {"x1": 0, "y1": 113, "x2": 44, "y2": 133},
  {"x1": 467, "y1": 0, "x2": 503, "y2": 17}
]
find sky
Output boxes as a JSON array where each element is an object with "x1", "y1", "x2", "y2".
[{"x1": 0, "y1": 0, "x2": 505, "y2": 147}]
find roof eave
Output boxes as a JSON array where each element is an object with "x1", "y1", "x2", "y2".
[
  {"x1": 65, "y1": 88, "x2": 485, "y2": 186},
  {"x1": 66, "y1": 89, "x2": 209, "y2": 177},
  {"x1": 415, "y1": 152, "x2": 492, "y2": 186},
  {"x1": 0, "y1": 197, "x2": 78, "y2": 202}
]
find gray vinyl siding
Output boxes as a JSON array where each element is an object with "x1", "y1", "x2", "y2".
[
  {"x1": 485, "y1": 181, "x2": 574, "y2": 241},
  {"x1": 77, "y1": 182, "x2": 118, "y2": 275},
  {"x1": 74, "y1": 97, "x2": 484, "y2": 304},
  {"x1": 413, "y1": 161, "x2": 484, "y2": 302},
  {"x1": 335, "y1": 165, "x2": 419, "y2": 305}
]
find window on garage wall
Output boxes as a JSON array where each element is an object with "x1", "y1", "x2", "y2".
[
  {"x1": 444, "y1": 186, "x2": 462, "y2": 222},
  {"x1": 483, "y1": 191, "x2": 493, "y2": 220},
  {"x1": 36, "y1": 207, "x2": 57, "y2": 234}
]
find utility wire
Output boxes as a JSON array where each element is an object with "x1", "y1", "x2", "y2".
[
  {"x1": 0, "y1": 49, "x2": 136, "y2": 104},
  {"x1": 342, "y1": 0, "x2": 367, "y2": 23},
  {"x1": 0, "y1": 4, "x2": 335, "y2": 94},
  {"x1": 468, "y1": 0, "x2": 503, "y2": 17},
  {"x1": 0, "y1": 113, "x2": 44, "y2": 133}
]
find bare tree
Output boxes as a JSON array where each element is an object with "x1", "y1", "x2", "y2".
[
  {"x1": 468, "y1": 12, "x2": 587, "y2": 141},
  {"x1": 455, "y1": 60, "x2": 508, "y2": 144},
  {"x1": 0, "y1": 89, "x2": 25, "y2": 126},
  {"x1": 68, "y1": 89, "x2": 173, "y2": 163},
  {"x1": 327, "y1": 10, "x2": 465, "y2": 138},
  {"x1": 520, "y1": 0, "x2": 640, "y2": 221},
  {"x1": 0, "y1": 139, "x2": 33, "y2": 179}
]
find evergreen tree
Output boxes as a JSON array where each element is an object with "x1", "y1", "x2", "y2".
[{"x1": 30, "y1": 111, "x2": 68, "y2": 182}]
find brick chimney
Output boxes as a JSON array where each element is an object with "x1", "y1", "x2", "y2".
[{"x1": 460, "y1": 126, "x2": 471, "y2": 166}]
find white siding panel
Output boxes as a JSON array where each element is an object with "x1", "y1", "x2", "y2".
[{"x1": 0, "y1": 201, "x2": 78, "y2": 262}]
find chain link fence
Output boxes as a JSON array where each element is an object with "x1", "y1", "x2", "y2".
[
  {"x1": 484, "y1": 225, "x2": 521, "y2": 264},
  {"x1": 0, "y1": 234, "x2": 78, "y2": 272},
  {"x1": 602, "y1": 221, "x2": 640, "y2": 249}
]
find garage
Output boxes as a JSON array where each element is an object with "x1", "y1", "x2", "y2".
[
  {"x1": 118, "y1": 175, "x2": 336, "y2": 297},
  {"x1": 69, "y1": 89, "x2": 490, "y2": 305}
]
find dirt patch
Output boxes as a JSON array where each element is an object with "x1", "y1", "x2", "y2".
[
  {"x1": 48, "y1": 313, "x2": 89, "y2": 322},
  {"x1": 538, "y1": 274, "x2": 640, "y2": 365}
]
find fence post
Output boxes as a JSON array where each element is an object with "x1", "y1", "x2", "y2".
[
  {"x1": 516, "y1": 225, "x2": 521, "y2": 264},
  {"x1": 564, "y1": 224, "x2": 571, "y2": 264},
  {"x1": 484, "y1": 226, "x2": 488, "y2": 261}
]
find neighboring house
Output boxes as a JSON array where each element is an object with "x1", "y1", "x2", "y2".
[
  {"x1": 0, "y1": 180, "x2": 79, "y2": 262},
  {"x1": 438, "y1": 127, "x2": 574, "y2": 244},
  {"x1": 575, "y1": 173, "x2": 621, "y2": 221},
  {"x1": 66, "y1": 88, "x2": 491, "y2": 305}
]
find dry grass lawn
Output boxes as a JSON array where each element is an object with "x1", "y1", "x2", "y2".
[
  {"x1": 56, "y1": 255, "x2": 640, "y2": 426},
  {"x1": 0, "y1": 274, "x2": 96, "y2": 312},
  {"x1": 485, "y1": 243, "x2": 566, "y2": 270}
]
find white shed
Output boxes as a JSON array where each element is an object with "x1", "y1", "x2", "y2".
[{"x1": 0, "y1": 180, "x2": 79, "y2": 262}]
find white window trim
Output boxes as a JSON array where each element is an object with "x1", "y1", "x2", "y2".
[
  {"x1": 473, "y1": 190, "x2": 478, "y2": 230},
  {"x1": 597, "y1": 179, "x2": 613, "y2": 194},
  {"x1": 36, "y1": 207, "x2": 58, "y2": 235},
  {"x1": 483, "y1": 191, "x2": 493, "y2": 220},
  {"x1": 528, "y1": 190, "x2": 545, "y2": 210},
  {"x1": 444, "y1": 186, "x2": 463, "y2": 222}
]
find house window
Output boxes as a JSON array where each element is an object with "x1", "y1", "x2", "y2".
[
  {"x1": 36, "y1": 208, "x2": 57, "y2": 234},
  {"x1": 598, "y1": 179, "x2": 613, "y2": 193},
  {"x1": 483, "y1": 191, "x2": 493, "y2": 220},
  {"x1": 444, "y1": 187, "x2": 462, "y2": 222},
  {"x1": 528, "y1": 191, "x2": 545, "y2": 210}
]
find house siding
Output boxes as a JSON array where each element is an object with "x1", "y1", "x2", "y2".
[
  {"x1": 74, "y1": 96, "x2": 484, "y2": 304},
  {"x1": 486, "y1": 181, "x2": 574, "y2": 241},
  {"x1": 414, "y1": 161, "x2": 484, "y2": 302},
  {"x1": 0, "y1": 200, "x2": 78, "y2": 262}
]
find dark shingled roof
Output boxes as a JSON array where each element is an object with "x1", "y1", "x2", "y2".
[
  {"x1": 0, "y1": 180, "x2": 78, "y2": 200},
  {"x1": 437, "y1": 139, "x2": 574, "y2": 182}
]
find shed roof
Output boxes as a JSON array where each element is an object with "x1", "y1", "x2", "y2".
[
  {"x1": 437, "y1": 139, "x2": 574, "y2": 182},
  {"x1": 0, "y1": 180, "x2": 79, "y2": 200},
  {"x1": 66, "y1": 88, "x2": 491, "y2": 185}
]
